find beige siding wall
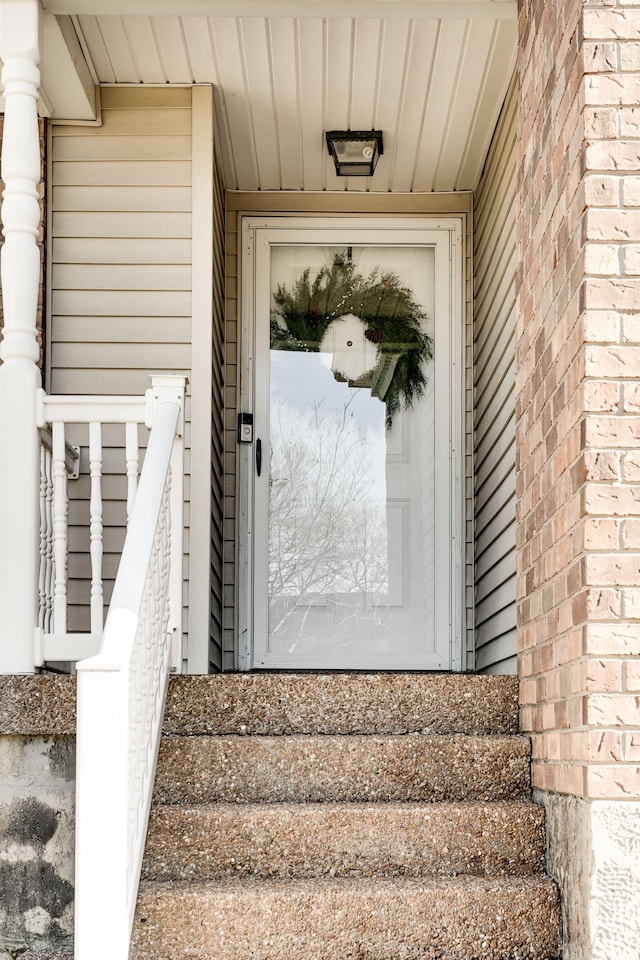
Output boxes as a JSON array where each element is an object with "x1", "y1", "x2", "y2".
[
  {"x1": 210, "y1": 146, "x2": 225, "y2": 672},
  {"x1": 48, "y1": 87, "x2": 194, "y2": 645},
  {"x1": 473, "y1": 74, "x2": 517, "y2": 674},
  {"x1": 224, "y1": 193, "x2": 474, "y2": 671}
]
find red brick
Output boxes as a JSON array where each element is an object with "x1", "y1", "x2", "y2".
[
  {"x1": 585, "y1": 658, "x2": 623, "y2": 692},
  {"x1": 620, "y1": 108, "x2": 640, "y2": 138},
  {"x1": 585, "y1": 693, "x2": 640, "y2": 726},
  {"x1": 586, "y1": 208, "x2": 640, "y2": 241},
  {"x1": 584, "y1": 9, "x2": 640, "y2": 42},
  {"x1": 622, "y1": 451, "x2": 640, "y2": 480},
  {"x1": 583, "y1": 41, "x2": 618, "y2": 73},
  {"x1": 622, "y1": 518, "x2": 640, "y2": 548},
  {"x1": 623, "y1": 245, "x2": 640, "y2": 275},
  {"x1": 624, "y1": 588, "x2": 640, "y2": 619},
  {"x1": 620, "y1": 42, "x2": 640, "y2": 72},
  {"x1": 585, "y1": 175, "x2": 619, "y2": 207},
  {"x1": 585, "y1": 244, "x2": 619, "y2": 275},
  {"x1": 517, "y1": 0, "x2": 640, "y2": 791},
  {"x1": 584, "y1": 416, "x2": 640, "y2": 448},
  {"x1": 623, "y1": 176, "x2": 640, "y2": 206},
  {"x1": 585, "y1": 74, "x2": 640, "y2": 106},
  {"x1": 586, "y1": 554, "x2": 640, "y2": 586},
  {"x1": 585, "y1": 140, "x2": 640, "y2": 170},
  {"x1": 625, "y1": 660, "x2": 640, "y2": 691},
  {"x1": 586, "y1": 345, "x2": 640, "y2": 377},
  {"x1": 584, "y1": 278, "x2": 640, "y2": 310},
  {"x1": 587, "y1": 765, "x2": 640, "y2": 799},
  {"x1": 583, "y1": 310, "x2": 619, "y2": 343},
  {"x1": 589, "y1": 729, "x2": 623, "y2": 762},
  {"x1": 623, "y1": 732, "x2": 640, "y2": 761},
  {"x1": 624, "y1": 385, "x2": 640, "y2": 416},
  {"x1": 583, "y1": 380, "x2": 620, "y2": 411},
  {"x1": 584, "y1": 450, "x2": 620, "y2": 481},
  {"x1": 578, "y1": 587, "x2": 623, "y2": 621},
  {"x1": 586, "y1": 622, "x2": 640, "y2": 656},
  {"x1": 584, "y1": 517, "x2": 620, "y2": 549},
  {"x1": 585, "y1": 107, "x2": 618, "y2": 139}
]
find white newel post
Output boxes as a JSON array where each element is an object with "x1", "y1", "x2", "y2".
[
  {"x1": 0, "y1": 0, "x2": 42, "y2": 672},
  {"x1": 147, "y1": 375, "x2": 186, "y2": 672}
]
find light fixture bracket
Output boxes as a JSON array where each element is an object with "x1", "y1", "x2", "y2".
[{"x1": 326, "y1": 129, "x2": 383, "y2": 177}]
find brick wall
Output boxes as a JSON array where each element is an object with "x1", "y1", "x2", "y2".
[
  {"x1": 517, "y1": 0, "x2": 640, "y2": 799},
  {"x1": 0, "y1": 116, "x2": 46, "y2": 371}
]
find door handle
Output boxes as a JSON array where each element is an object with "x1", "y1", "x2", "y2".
[{"x1": 256, "y1": 437, "x2": 262, "y2": 477}]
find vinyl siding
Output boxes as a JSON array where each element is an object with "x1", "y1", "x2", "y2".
[
  {"x1": 210, "y1": 143, "x2": 225, "y2": 672},
  {"x1": 473, "y1": 73, "x2": 518, "y2": 675},
  {"x1": 48, "y1": 86, "x2": 193, "y2": 649}
]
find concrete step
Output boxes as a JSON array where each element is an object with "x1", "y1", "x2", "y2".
[
  {"x1": 153, "y1": 733, "x2": 531, "y2": 804},
  {"x1": 131, "y1": 876, "x2": 560, "y2": 960},
  {"x1": 142, "y1": 800, "x2": 546, "y2": 882},
  {"x1": 163, "y1": 673, "x2": 519, "y2": 737}
]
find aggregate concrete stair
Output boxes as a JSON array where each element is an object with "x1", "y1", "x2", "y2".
[{"x1": 131, "y1": 674, "x2": 560, "y2": 959}]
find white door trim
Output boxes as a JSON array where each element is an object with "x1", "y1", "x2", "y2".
[{"x1": 238, "y1": 215, "x2": 465, "y2": 671}]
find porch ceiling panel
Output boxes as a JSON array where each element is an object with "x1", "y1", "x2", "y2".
[{"x1": 70, "y1": 12, "x2": 516, "y2": 192}]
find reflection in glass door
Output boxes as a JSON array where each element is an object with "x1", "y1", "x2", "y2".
[{"x1": 251, "y1": 240, "x2": 452, "y2": 670}]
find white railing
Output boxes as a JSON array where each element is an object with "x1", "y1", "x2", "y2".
[
  {"x1": 74, "y1": 379, "x2": 185, "y2": 960},
  {"x1": 38, "y1": 429, "x2": 80, "y2": 644},
  {"x1": 35, "y1": 377, "x2": 184, "y2": 668}
]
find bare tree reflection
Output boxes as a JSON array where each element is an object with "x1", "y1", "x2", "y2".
[{"x1": 268, "y1": 395, "x2": 389, "y2": 649}]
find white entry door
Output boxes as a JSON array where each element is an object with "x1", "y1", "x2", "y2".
[{"x1": 240, "y1": 218, "x2": 464, "y2": 671}]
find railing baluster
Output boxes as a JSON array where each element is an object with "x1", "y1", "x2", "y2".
[
  {"x1": 38, "y1": 446, "x2": 48, "y2": 631},
  {"x1": 52, "y1": 422, "x2": 68, "y2": 636},
  {"x1": 44, "y1": 448, "x2": 54, "y2": 634},
  {"x1": 125, "y1": 421, "x2": 139, "y2": 524},
  {"x1": 89, "y1": 422, "x2": 104, "y2": 635}
]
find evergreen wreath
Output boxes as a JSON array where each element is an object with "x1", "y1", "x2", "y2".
[{"x1": 270, "y1": 252, "x2": 433, "y2": 429}]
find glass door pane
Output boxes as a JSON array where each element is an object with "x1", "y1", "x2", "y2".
[{"x1": 261, "y1": 244, "x2": 440, "y2": 668}]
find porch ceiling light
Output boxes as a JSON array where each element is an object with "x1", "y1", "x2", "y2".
[{"x1": 326, "y1": 130, "x2": 383, "y2": 177}]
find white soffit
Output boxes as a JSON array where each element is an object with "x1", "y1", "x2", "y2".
[{"x1": 72, "y1": 12, "x2": 517, "y2": 192}]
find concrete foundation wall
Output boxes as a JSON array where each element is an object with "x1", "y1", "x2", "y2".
[
  {"x1": 0, "y1": 738, "x2": 75, "y2": 958},
  {"x1": 538, "y1": 791, "x2": 640, "y2": 960}
]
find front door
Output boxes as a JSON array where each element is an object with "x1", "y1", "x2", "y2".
[{"x1": 239, "y1": 217, "x2": 464, "y2": 670}]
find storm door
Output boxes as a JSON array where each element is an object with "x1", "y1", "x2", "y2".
[{"x1": 240, "y1": 219, "x2": 464, "y2": 671}]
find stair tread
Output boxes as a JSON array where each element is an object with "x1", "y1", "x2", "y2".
[
  {"x1": 163, "y1": 673, "x2": 519, "y2": 736},
  {"x1": 142, "y1": 799, "x2": 546, "y2": 881},
  {"x1": 132, "y1": 876, "x2": 560, "y2": 960},
  {"x1": 154, "y1": 732, "x2": 531, "y2": 804}
]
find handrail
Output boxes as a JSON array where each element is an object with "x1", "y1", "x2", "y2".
[
  {"x1": 37, "y1": 392, "x2": 150, "y2": 427},
  {"x1": 74, "y1": 381, "x2": 185, "y2": 960}
]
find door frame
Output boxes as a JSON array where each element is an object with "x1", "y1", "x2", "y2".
[{"x1": 238, "y1": 215, "x2": 465, "y2": 671}]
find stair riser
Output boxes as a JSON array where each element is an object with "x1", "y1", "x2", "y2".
[
  {"x1": 154, "y1": 735, "x2": 531, "y2": 804},
  {"x1": 142, "y1": 802, "x2": 546, "y2": 881},
  {"x1": 163, "y1": 674, "x2": 519, "y2": 736},
  {"x1": 131, "y1": 877, "x2": 560, "y2": 960}
]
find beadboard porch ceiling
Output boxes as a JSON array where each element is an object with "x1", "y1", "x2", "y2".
[{"x1": 33, "y1": 1, "x2": 517, "y2": 192}]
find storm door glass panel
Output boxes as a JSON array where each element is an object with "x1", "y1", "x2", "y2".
[{"x1": 264, "y1": 244, "x2": 439, "y2": 668}]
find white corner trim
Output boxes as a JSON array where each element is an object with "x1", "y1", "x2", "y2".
[{"x1": 187, "y1": 84, "x2": 215, "y2": 674}]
